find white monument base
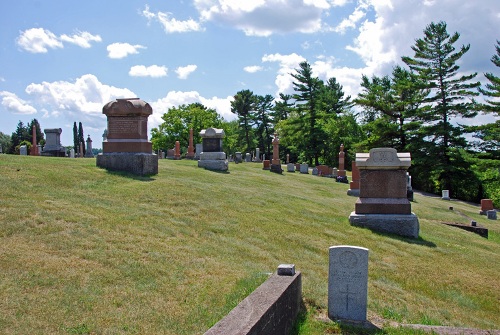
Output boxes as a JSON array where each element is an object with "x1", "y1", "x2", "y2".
[{"x1": 349, "y1": 212, "x2": 419, "y2": 238}]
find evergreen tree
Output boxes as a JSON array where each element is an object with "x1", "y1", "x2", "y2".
[
  {"x1": 78, "y1": 122, "x2": 86, "y2": 156},
  {"x1": 291, "y1": 61, "x2": 324, "y2": 166},
  {"x1": 273, "y1": 93, "x2": 294, "y2": 123},
  {"x1": 254, "y1": 94, "x2": 274, "y2": 157},
  {"x1": 231, "y1": 89, "x2": 257, "y2": 152},
  {"x1": 10, "y1": 121, "x2": 30, "y2": 153},
  {"x1": 402, "y1": 21, "x2": 480, "y2": 193},
  {"x1": 27, "y1": 119, "x2": 44, "y2": 146},
  {"x1": 73, "y1": 122, "x2": 78, "y2": 153}
]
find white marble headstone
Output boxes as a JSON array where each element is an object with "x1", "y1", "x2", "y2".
[{"x1": 328, "y1": 245, "x2": 369, "y2": 321}]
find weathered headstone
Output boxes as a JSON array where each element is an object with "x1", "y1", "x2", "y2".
[
  {"x1": 85, "y1": 135, "x2": 94, "y2": 158},
  {"x1": 96, "y1": 98, "x2": 158, "y2": 175},
  {"x1": 42, "y1": 128, "x2": 65, "y2": 157},
  {"x1": 287, "y1": 163, "x2": 295, "y2": 173},
  {"x1": 286, "y1": 154, "x2": 290, "y2": 164},
  {"x1": 442, "y1": 190, "x2": 450, "y2": 200},
  {"x1": 245, "y1": 153, "x2": 252, "y2": 162},
  {"x1": 487, "y1": 210, "x2": 497, "y2": 220},
  {"x1": 69, "y1": 148, "x2": 75, "y2": 158},
  {"x1": 270, "y1": 133, "x2": 283, "y2": 173},
  {"x1": 347, "y1": 161, "x2": 360, "y2": 196},
  {"x1": 480, "y1": 199, "x2": 494, "y2": 215},
  {"x1": 349, "y1": 148, "x2": 419, "y2": 238},
  {"x1": 333, "y1": 168, "x2": 338, "y2": 178},
  {"x1": 198, "y1": 128, "x2": 228, "y2": 171},
  {"x1": 312, "y1": 167, "x2": 319, "y2": 176},
  {"x1": 186, "y1": 128, "x2": 195, "y2": 159},
  {"x1": 338, "y1": 144, "x2": 346, "y2": 177},
  {"x1": 262, "y1": 160, "x2": 270, "y2": 170},
  {"x1": 255, "y1": 148, "x2": 261, "y2": 162},
  {"x1": 300, "y1": 163, "x2": 309, "y2": 174},
  {"x1": 235, "y1": 152, "x2": 242, "y2": 164},
  {"x1": 295, "y1": 163, "x2": 300, "y2": 171},
  {"x1": 406, "y1": 172, "x2": 414, "y2": 201},
  {"x1": 195, "y1": 143, "x2": 202, "y2": 160},
  {"x1": 19, "y1": 145, "x2": 27, "y2": 155},
  {"x1": 317, "y1": 165, "x2": 332, "y2": 177},
  {"x1": 328, "y1": 246, "x2": 369, "y2": 322}
]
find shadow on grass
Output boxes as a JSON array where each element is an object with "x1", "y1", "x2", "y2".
[
  {"x1": 105, "y1": 170, "x2": 156, "y2": 181},
  {"x1": 201, "y1": 169, "x2": 230, "y2": 174},
  {"x1": 370, "y1": 230, "x2": 437, "y2": 248}
]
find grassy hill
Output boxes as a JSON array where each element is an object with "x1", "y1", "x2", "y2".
[{"x1": 0, "y1": 155, "x2": 499, "y2": 334}]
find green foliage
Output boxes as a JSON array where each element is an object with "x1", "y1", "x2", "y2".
[
  {"x1": 78, "y1": 122, "x2": 86, "y2": 156},
  {"x1": 8, "y1": 119, "x2": 43, "y2": 154},
  {"x1": 151, "y1": 103, "x2": 222, "y2": 153},
  {"x1": 0, "y1": 132, "x2": 12, "y2": 153},
  {"x1": 231, "y1": 89, "x2": 257, "y2": 152}
]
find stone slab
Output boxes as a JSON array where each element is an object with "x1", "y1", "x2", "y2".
[
  {"x1": 277, "y1": 264, "x2": 296, "y2": 276},
  {"x1": 287, "y1": 163, "x2": 295, "y2": 172},
  {"x1": 204, "y1": 272, "x2": 302, "y2": 335},
  {"x1": 300, "y1": 164, "x2": 309, "y2": 174},
  {"x1": 356, "y1": 148, "x2": 411, "y2": 170},
  {"x1": 103, "y1": 140, "x2": 152, "y2": 153},
  {"x1": 328, "y1": 246, "x2": 368, "y2": 322},
  {"x1": 200, "y1": 152, "x2": 226, "y2": 160},
  {"x1": 347, "y1": 189, "x2": 360, "y2": 197},
  {"x1": 96, "y1": 153, "x2": 158, "y2": 176},
  {"x1": 349, "y1": 212, "x2": 419, "y2": 238},
  {"x1": 441, "y1": 222, "x2": 488, "y2": 238},
  {"x1": 270, "y1": 164, "x2": 283, "y2": 174},
  {"x1": 487, "y1": 210, "x2": 497, "y2": 220},
  {"x1": 198, "y1": 159, "x2": 228, "y2": 171}
]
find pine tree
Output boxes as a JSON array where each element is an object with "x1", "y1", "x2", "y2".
[
  {"x1": 402, "y1": 21, "x2": 480, "y2": 193},
  {"x1": 73, "y1": 122, "x2": 78, "y2": 153},
  {"x1": 231, "y1": 89, "x2": 256, "y2": 152},
  {"x1": 78, "y1": 122, "x2": 86, "y2": 156}
]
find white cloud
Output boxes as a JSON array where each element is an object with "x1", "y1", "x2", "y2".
[
  {"x1": 16, "y1": 28, "x2": 63, "y2": 53},
  {"x1": 129, "y1": 65, "x2": 168, "y2": 78},
  {"x1": 333, "y1": 6, "x2": 367, "y2": 34},
  {"x1": 194, "y1": 0, "x2": 331, "y2": 36},
  {"x1": 16, "y1": 28, "x2": 101, "y2": 53},
  {"x1": 175, "y1": 65, "x2": 198, "y2": 79},
  {"x1": 25, "y1": 74, "x2": 135, "y2": 115},
  {"x1": 262, "y1": 53, "x2": 306, "y2": 94},
  {"x1": 0, "y1": 91, "x2": 37, "y2": 115},
  {"x1": 59, "y1": 31, "x2": 102, "y2": 48},
  {"x1": 141, "y1": 5, "x2": 204, "y2": 33},
  {"x1": 243, "y1": 65, "x2": 263, "y2": 73},
  {"x1": 107, "y1": 43, "x2": 146, "y2": 59}
]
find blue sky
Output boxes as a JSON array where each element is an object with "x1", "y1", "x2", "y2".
[{"x1": 1, "y1": 0, "x2": 499, "y2": 148}]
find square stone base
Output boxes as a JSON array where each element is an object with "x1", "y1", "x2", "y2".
[
  {"x1": 96, "y1": 153, "x2": 158, "y2": 176},
  {"x1": 347, "y1": 189, "x2": 360, "y2": 197},
  {"x1": 349, "y1": 212, "x2": 419, "y2": 238},
  {"x1": 270, "y1": 164, "x2": 283, "y2": 174},
  {"x1": 198, "y1": 159, "x2": 228, "y2": 171}
]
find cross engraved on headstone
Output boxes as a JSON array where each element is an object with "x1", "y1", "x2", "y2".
[{"x1": 329, "y1": 246, "x2": 369, "y2": 322}]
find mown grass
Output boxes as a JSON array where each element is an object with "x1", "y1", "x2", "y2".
[{"x1": 0, "y1": 155, "x2": 499, "y2": 334}]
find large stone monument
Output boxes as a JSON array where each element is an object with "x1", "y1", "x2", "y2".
[
  {"x1": 338, "y1": 144, "x2": 346, "y2": 177},
  {"x1": 186, "y1": 128, "x2": 195, "y2": 159},
  {"x1": 41, "y1": 128, "x2": 65, "y2": 157},
  {"x1": 96, "y1": 98, "x2": 158, "y2": 175},
  {"x1": 347, "y1": 161, "x2": 360, "y2": 196},
  {"x1": 31, "y1": 125, "x2": 39, "y2": 156},
  {"x1": 349, "y1": 148, "x2": 419, "y2": 238},
  {"x1": 197, "y1": 128, "x2": 228, "y2": 171},
  {"x1": 329, "y1": 246, "x2": 369, "y2": 322}
]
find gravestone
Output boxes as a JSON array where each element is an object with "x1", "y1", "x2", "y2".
[
  {"x1": 338, "y1": 144, "x2": 346, "y2": 177},
  {"x1": 245, "y1": 153, "x2": 251, "y2": 162},
  {"x1": 442, "y1": 190, "x2": 450, "y2": 200},
  {"x1": 317, "y1": 165, "x2": 332, "y2": 177},
  {"x1": 480, "y1": 199, "x2": 494, "y2": 215},
  {"x1": 255, "y1": 148, "x2": 261, "y2": 162},
  {"x1": 287, "y1": 163, "x2": 295, "y2": 173},
  {"x1": 347, "y1": 161, "x2": 360, "y2": 196},
  {"x1": 19, "y1": 145, "x2": 27, "y2": 155},
  {"x1": 235, "y1": 152, "x2": 242, "y2": 164},
  {"x1": 328, "y1": 246, "x2": 368, "y2": 322},
  {"x1": 270, "y1": 133, "x2": 283, "y2": 173},
  {"x1": 487, "y1": 210, "x2": 497, "y2": 220},
  {"x1": 174, "y1": 141, "x2": 181, "y2": 160},
  {"x1": 166, "y1": 149, "x2": 175, "y2": 159},
  {"x1": 42, "y1": 128, "x2": 65, "y2": 157},
  {"x1": 31, "y1": 125, "x2": 38, "y2": 156},
  {"x1": 262, "y1": 160, "x2": 270, "y2": 170},
  {"x1": 333, "y1": 168, "x2": 338, "y2": 178},
  {"x1": 85, "y1": 135, "x2": 94, "y2": 158},
  {"x1": 70, "y1": 148, "x2": 75, "y2": 158},
  {"x1": 300, "y1": 163, "x2": 309, "y2": 174},
  {"x1": 349, "y1": 148, "x2": 419, "y2": 238},
  {"x1": 295, "y1": 163, "x2": 300, "y2": 171},
  {"x1": 96, "y1": 98, "x2": 158, "y2": 176},
  {"x1": 186, "y1": 128, "x2": 195, "y2": 159},
  {"x1": 406, "y1": 172, "x2": 414, "y2": 201},
  {"x1": 312, "y1": 167, "x2": 319, "y2": 176},
  {"x1": 195, "y1": 143, "x2": 203, "y2": 160},
  {"x1": 198, "y1": 128, "x2": 228, "y2": 171},
  {"x1": 286, "y1": 154, "x2": 290, "y2": 164}
]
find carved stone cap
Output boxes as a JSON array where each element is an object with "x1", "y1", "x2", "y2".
[
  {"x1": 102, "y1": 98, "x2": 152, "y2": 117},
  {"x1": 44, "y1": 128, "x2": 62, "y2": 134},
  {"x1": 356, "y1": 148, "x2": 411, "y2": 170},
  {"x1": 199, "y1": 127, "x2": 225, "y2": 138}
]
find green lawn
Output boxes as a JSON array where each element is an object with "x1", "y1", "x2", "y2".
[{"x1": 0, "y1": 155, "x2": 499, "y2": 334}]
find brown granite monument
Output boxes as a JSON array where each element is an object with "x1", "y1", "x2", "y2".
[
  {"x1": 186, "y1": 128, "x2": 195, "y2": 159},
  {"x1": 347, "y1": 161, "x2": 360, "y2": 196},
  {"x1": 349, "y1": 148, "x2": 419, "y2": 238},
  {"x1": 30, "y1": 125, "x2": 38, "y2": 156},
  {"x1": 270, "y1": 133, "x2": 283, "y2": 174},
  {"x1": 338, "y1": 144, "x2": 346, "y2": 177},
  {"x1": 96, "y1": 98, "x2": 158, "y2": 175}
]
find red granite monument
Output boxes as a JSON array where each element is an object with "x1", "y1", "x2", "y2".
[
  {"x1": 96, "y1": 98, "x2": 158, "y2": 175},
  {"x1": 186, "y1": 128, "x2": 195, "y2": 159}
]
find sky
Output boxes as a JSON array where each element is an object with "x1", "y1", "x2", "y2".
[{"x1": 0, "y1": 0, "x2": 499, "y2": 149}]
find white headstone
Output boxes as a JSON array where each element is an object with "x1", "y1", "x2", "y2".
[
  {"x1": 328, "y1": 245, "x2": 369, "y2": 322},
  {"x1": 442, "y1": 190, "x2": 450, "y2": 200},
  {"x1": 300, "y1": 163, "x2": 309, "y2": 174},
  {"x1": 287, "y1": 163, "x2": 295, "y2": 172},
  {"x1": 70, "y1": 148, "x2": 75, "y2": 158},
  {"x1": 19, "y1": 145, "x2": 27, "y2": 155}
]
